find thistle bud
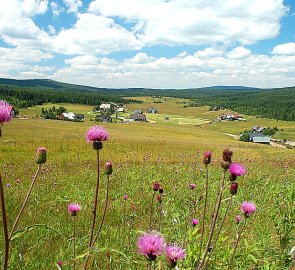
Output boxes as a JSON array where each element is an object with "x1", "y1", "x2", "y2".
[
  {"x1": 159, "y1": 187, "x2": 164, "y2": 193},
  {"x1": 104, "y1": 161, "x2": 113, "y2": 175},
  {"x1": 235, "y1": 215, "x2": 241, "y2": 225},
  {"x1": 203, "y1": 151, "x2": 212, "y2": 165},
  {"x1": 36, "y1": 147, "x2": 47, "y2": 164},
  {"x1": 157, "y1": 194, "x2": 162, "y2": 203},
  {"x1": 230, "y1": 182, "x2": 238, "y2": 195},
  {"x1": 222, "y1": 149, "x2": 233, "y2": 162},
  {"x1": 153, "y1": 182, "x2": 160, "y2": 191}
]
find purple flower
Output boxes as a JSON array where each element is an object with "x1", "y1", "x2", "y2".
[
  {"x1": 153, "y1": 182, "x2": 160, "y2": 191},
  {"x1": 229, "y1": 163, "x2": 246, "y2": 176},
  {"x1": 0, "y1": 100, "x2": 13, "y2": 124},
  {"x1": 235, "y1": 215, "x2": 242, "y2": 224},
  {"x1": 5, "y1": 183, "x2": 11, "y2": 188},
  {"x1": 189, "y1": 183, "x2": 196, "y2": 190},
  {"x1": 192, "y1": 219, "x2": 199, "y2": 227},
  {"x1": 68, "y1": 203, "x2": 81, "y2": 216},
  {"x1": 86, "y1": 126, "x2": 109, "y2": 142},
  {"x1": 123, "y1": 194, "x2": 128, "y2": 200},
  {"x1": 241, "y1": 201, "x2": 256, "y2": 217},
  {"x1": 203, "y1": 151, "x2": 212, "y2": 165},
  {"x1": 137, "y1": 232, "x2": 165, "y2": 261},
  {"x1": 165, "y1": 245, "x2": 186, "y2": 268}
]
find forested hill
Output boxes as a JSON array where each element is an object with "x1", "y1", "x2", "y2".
[{"x1": 0, "y1": 78, "x2": 294, "y2": 121}]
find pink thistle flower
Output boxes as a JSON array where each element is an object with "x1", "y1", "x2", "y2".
[
  {"x1": 123, "y1": 194, "x2": 128, "y2": 200},
  {"x1": 165, "y1": 244, "x2": 186, "y2": 268},
  {"x1": 229, "y1": 163, "x2": 246, "y2": 176},
  {"x1": 241, "y1": 201, "x2": 256, "y2": 217},
  {"x1": 137, "y1": 232, "x2": 165, "y2": 261},
  {"x1": 192, "y1": 219, "x2": 199, "y2": 227},
  {"x1": 0, "y1": 100, "x2": 13, "y2": 124},
  {"x1": 189, "y1": 183, "x2": 196, "y2": 190},
  {"x1": 86, "y1": 126, "x2": 109, "y2": 143},
  {"x1": 57, "y1": 261, "x2": 63, "y2": 268},
  {"x1": 104, "y1": 161, "x2": 113, "y2": 175},
  {"x1": 68, "y1": 203, "x2": 81, "y2": 216},
  {"x1": 235, "y1": 215, "x2": 242, "y2": 224}
]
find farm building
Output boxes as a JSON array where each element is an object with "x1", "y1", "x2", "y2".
[
  {"x1": 249, "y1": 133, "x2": 270, "y2": 144},
  {"x1": 117, "y1": 107, "x2": 125, "y2": 112},
  {"x1": 95, "y1": 114, "x2": 112, "y2": 123},
  {"x1": 251, "y1": 126, "x2": 265, "y2": 133},
  {"x1": 218, "y1": 113, "x2": 242, "y2": 121},
  {"x1": 133, "y1": 109, "x2": 143, "y2": 114},
  {"x1": 129, "y1": 113, "x2": 147, "y2": 122},
  {"x1": 147, "y1": 107, "x2": 158, "y2": 114},
  {"x1": 60, "y1": 112, "x2": 75, "y2": 120}
]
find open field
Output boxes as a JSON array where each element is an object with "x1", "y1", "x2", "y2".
[{"x1": 1, "y1": 98, "x2": 294, "y2": 269}]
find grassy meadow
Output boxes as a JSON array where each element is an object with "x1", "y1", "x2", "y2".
[{"x1": 0, "y1": 98, "x2": 294, "y2": 269}]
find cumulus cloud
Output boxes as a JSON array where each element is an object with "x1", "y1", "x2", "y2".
[
  {"x1": 89, "y1": 0, "x2": 287, "y2": 46},
  {"x1": 272, "y1": 42, "x2": 295, "y2": 55},
  {"x1": 227, "y1": 47, "x2": 251, "y2": 59},
  {"x1": 50, "y1": 47, "x2": 295, "y2": 89}
]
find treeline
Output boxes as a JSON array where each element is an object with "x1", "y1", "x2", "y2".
[
  {"x1": 198, "y1": 88, "x2": 295, "y2": 121},
  {"x1": 0, "y1": 86, "x2": 127, "y2": 108}
]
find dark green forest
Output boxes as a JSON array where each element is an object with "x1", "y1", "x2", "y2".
[{"x1": 0, "y1": 78, "x2": 294, "y2": 121}]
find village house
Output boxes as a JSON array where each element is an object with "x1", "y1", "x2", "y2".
[
  {"x1": 95, "y1": 114, "x2": 112, "y2": 123},
  {"x1": 60, "y1": 112, "x2": 75, "y2": 120},
  {"x1": 133, "y1": 109, "x2": 143, "y2": 114},
  {"x1": 147, "y1": 107, "x2": 158, "y2": 114},
  {"x1": 129, "y1": 113, "x2": 147, "y2": 122},
  {"x1": 218, "y1": 113, "x2": 242, "y2": 121},
  {"x1": 249, "y1": 126, "x2": 270, "y2": 144},
  {"x1": 117, "y1": 107, "x2": 125, "y2": 112}
]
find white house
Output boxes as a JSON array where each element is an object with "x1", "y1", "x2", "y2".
[{"x1": 61, "y1": 112, "x2": 75, "y2": 120}]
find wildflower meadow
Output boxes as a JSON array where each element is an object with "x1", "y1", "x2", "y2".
[{"x1": 0, "y1": 100, "x2": 294, "y2": 270}]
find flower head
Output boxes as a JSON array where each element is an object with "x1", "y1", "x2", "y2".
[
  {"x1": 123, "y1": 194, "x2": 128, "y2": 200},
  {"x1": 241, "y1": 201, "x2": 256, "y2": 217},
  {"x1": 104, "y1": 161, "x2": 113, "y2": 175},
  {"x1": 137, "y1": 232, "x2": 165, "y2": 261},
  {"x1": 229, "y1": 163, "x2": 246, "y2": 177},
  {"x1": 190, "y1": 183, "x2": 196, "y2": 190},
  {"x1": 68, "y1": 203, "x2": 81, "y2": 216},
  {"x1": 203, "y1": 151, "x2": 212, "y2": 165},
  {"x1": 0, "y1": 100, "x2": 13, "y2": 124},
  {"x1": 235, "y1": 215, "x2": 242, "y2": 224},
  {"x1": 153, "y1": 182, "x2": 160, "y2": 191},
  {"x1": 221, "y1": 149, "x2": 233, "y2": 169},
  {"x1": 165, "y1": 245, "x2": 186, "y2": 268},
  {"x1": 36, "y1": 147, "x2": 47, "y2": 164},
  {"x1": 192, "y1": 218, "x2": 199, "y2": 227},
  {"x1": 230, "y1": 182, "x2": 238, "y2": 195},
  {"x1": 86, "y1": 126, "x2": 109, "y2": 143}
]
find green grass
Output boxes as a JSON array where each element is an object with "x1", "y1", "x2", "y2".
[{"x1": 0, "y1": 98, "x2": 294, "y2": 270}]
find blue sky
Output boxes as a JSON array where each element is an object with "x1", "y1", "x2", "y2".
[{"x1": 0, "y1": 0, "x2": 294, "y2": 89}]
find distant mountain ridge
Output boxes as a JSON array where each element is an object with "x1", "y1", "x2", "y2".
[{"x1": 0, "y1": 78, "x2": 261, "y2": 92}]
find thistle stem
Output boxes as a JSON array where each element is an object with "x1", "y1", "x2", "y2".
[
  {"x1": 73, "y1": 217, "x2": 76, "y2": 270},
  {"x1": 197, "y1": 164, "x2": 209, "y2": 266},
  {"x1": 149, "y1": 192, "x2": 156, "y2": 231},
  {"x1": 203, "y1": 195, "x2": 233, "y2": 269},
  {"x1": 9, "y1": 165, "x2": 41, "y2": 240},
  {"x1": 92, "y1": 174, "x2": 111, "y2": 246},
  {"x1": 0, "y1": 174, "x2": 9, "y2": 270},
  {"x1": 197, "y1": 170, "x2": 226, "y2": 270},
  {"x1": 88, "y1": 149, "x2": 100, "y2": 247},
  {"x1": 226, "y1": 218, "x2": 247, "y2": 270}
]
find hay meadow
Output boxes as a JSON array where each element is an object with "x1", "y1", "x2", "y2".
[{"x1": 0, "y1": 98, "x2": 294, "y2": 269}]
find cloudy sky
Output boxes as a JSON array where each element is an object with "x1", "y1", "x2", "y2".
[{"x1": 0, "y1": 0, "x2": 294, "y2": 89}]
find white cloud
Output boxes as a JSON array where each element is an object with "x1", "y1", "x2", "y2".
[
  {"x1": 63, "y1": 0, "x2": 82, "y2": 13},
  {"x1": 227, "y1": 47, "x2": 251, "y2": 59},
  {"x1": 52, "y1": 13, "x2": 142, "y2": 54},
  {"x1": 272, "y1": 43, "x2": 295, "y2": 55},
  {"x1": 48, "y1": 25, "x2": 56, "y2": 35},
  {"x1": 89, "y1": 0, "x2": 287, "y2": 46},
  {"x1": 50, "y1": 46, "x2": 295, "y2": 89}
]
